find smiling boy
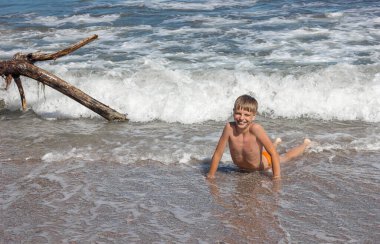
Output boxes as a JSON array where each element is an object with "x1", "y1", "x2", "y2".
[{"x1": 207, "y1": 95, "x2": 310, "y2": 180}]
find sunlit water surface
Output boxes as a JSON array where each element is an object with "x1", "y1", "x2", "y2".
[{"x1": 1, "y1": 111, "x2": 379, "y2": 243}]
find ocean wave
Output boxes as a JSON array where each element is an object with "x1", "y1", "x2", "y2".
[
  {"x1": 26, "y1": 13, "x2": 120, "y2": 26},
  {"x1": 2, "y1": 62, "x2": 379, "y2": 123}
]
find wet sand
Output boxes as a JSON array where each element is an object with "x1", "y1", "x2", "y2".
[{"x1": 1, "y1": 110, "x2": 379, "y2": 243}]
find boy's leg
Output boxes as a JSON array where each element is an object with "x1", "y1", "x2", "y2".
[
  {"x1": 262, "y1": 138, "x2": 282, "y2": 169},
  {"x1": 273, "y1": 138, "x2": 282, "y2": 150},
  {"x1": 280, "y1": 139, "x2": 311, "y2": 163}
]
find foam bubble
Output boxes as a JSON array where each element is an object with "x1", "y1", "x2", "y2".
[
  {"x1": 26, "y1": 14, "x2": 120, "y2": 26},
  {"x1": 140, "y1": 0, "x2": 254, "y2": 11},
  {"x1": 326, "y1": 12, "x2": 344, "y2": 18},
  {"x1": 42, "y1": 147, "x2": 99, "y2": 162}
]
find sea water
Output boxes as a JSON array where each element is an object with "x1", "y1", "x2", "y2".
[{"x1": 1, "y1": 0, "x2": 379, "y2": 243}]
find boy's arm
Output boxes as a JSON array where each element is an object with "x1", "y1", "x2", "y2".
[
  {"x1": 252, "y1": 124, "x2": 281, "y2": 180},
  {"x1": 207, "y1": 123, "x2": 230, "y2": 179}
]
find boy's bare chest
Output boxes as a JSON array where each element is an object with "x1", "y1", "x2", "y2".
[
  {"x1": 229, "y1": 134, "x2": 260, "y2": 154},
  {"x1": 228, "y1": 134, "x2": 262, "y2": 168}
]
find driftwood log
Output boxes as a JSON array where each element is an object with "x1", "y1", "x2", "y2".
[{"x1": 0, "y1": 35, "x2": 128, "y2": 121}]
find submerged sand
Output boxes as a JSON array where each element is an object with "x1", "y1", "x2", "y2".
[{"x1": 1, "y1": 110, "x2": 379, "y2": 243}]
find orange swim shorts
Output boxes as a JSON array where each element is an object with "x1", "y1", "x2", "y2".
[{"x1": 262, "y1": 151, "x2": 272, "y2": 167}]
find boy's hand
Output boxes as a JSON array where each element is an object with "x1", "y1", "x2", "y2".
[
  {"x1": 272, "y1": 175, "x2": 281, "y2": 180},
  {"x1": 206, "y1": 173, "x2": 215, "y2": 180}
]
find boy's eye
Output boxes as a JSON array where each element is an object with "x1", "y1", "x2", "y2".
[{"x1": 235, "y1": 111, "x2": 252, "y2": 117}]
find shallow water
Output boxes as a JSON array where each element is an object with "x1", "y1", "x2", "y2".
[
  {"x1": 1, "y1": 110, "x2": 379, "y2": 243},
  {"x1": 1, "y1": 0, "x2": 380, "y2": 242}
]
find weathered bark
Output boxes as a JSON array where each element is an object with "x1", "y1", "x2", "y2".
[
  {"x1": 0, "y1": 35, "x2": 128, "y2": 121},
  {"x1": 13, "y1": 35, "x2": 99, "y2": 63},
  {"x1": 13, "y1": 75, "x2": 26, "y2": 111}
]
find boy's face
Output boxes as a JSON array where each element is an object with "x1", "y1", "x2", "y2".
[{"x1": 233, "y1": 108, "x2": 255, "y2": 130}]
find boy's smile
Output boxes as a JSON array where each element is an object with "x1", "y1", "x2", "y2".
[{"x1": 233, "y1": 108, "x2": 255, "y2": 130}]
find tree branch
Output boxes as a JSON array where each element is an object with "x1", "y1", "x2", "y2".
[
  {"x1": 0, "y1": 35, "x2": 128, "y2": 121},
  {"x1": 13, "y1": 34, "x2": 98, "y2": 63}
]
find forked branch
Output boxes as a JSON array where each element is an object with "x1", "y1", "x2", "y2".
[{"x1": 0, "y1": 35, "x2": 128, "y2": 121}]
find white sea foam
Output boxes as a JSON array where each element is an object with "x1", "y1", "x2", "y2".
[
  {"x1": 42, "y1": 147, "x2": 99, "y2": 162},
  {"x1": 3, "y1": 61, "x2": 380, "y2": 123},
  {"x1": 26, "y1": 14, "x2": 120, "y2": 26},
  {"x1": 137, "y1": 0, "x2": 255, "y2": 10},
  {"x1": 309, "y1": 136, "x2": 380, "y2": 153},
  {"x1": 326, "y1": 12, "x2": 344, "y2": 18},
  {"x1": 1, "y1": 0, "x2": 379, "y2": 124}
]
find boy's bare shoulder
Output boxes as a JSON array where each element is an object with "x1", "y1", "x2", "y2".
[
  {"x1": 225, "y1": 121, "x2": 235, "y2": 131},
  {"x1": 220, "y1": 122, "x2": 234, "y2": 137},
  {"x1": 249, "y1": 122, "x2": 265, "y2": 133},
  {"x1": 227, "y1": 121, "x2": 236, "y2": 127}
]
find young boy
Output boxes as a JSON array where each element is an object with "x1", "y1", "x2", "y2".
[{"x1": 206, "y1": 95, "x2": 311, "y2": 180}]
